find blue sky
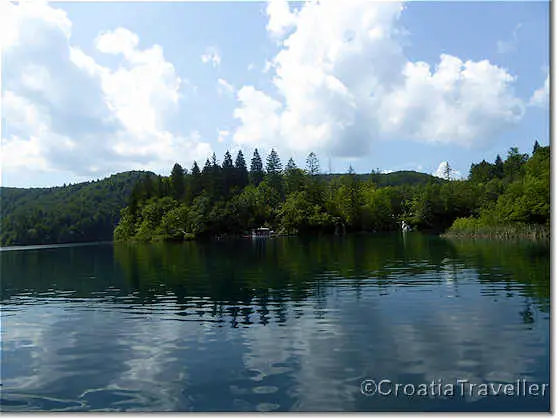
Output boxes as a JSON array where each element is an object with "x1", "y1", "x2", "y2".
[{"x1": 1, "y1": 1, "x2": 549, "y2": 187}]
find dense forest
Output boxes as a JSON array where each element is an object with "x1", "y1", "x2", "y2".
[
  {"x1": 0, "y1": 166, "x2": 438, "y2": 246},
  {"x1": 0, "y1": 141, "x2": 547, "y2": 246},
  {"x1": 1, "y1": 171, "x2": 150, "y2": 246},
  {"x1": 446, "y1": 141, "x2": 550, "y2": 239},
  {"x1": 114, "y1": 141, "x2": 549, "y2": 242}
]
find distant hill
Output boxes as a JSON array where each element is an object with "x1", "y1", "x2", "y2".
[
  {"x1": 319, "y1": 170, "x2": 444, "y2": 187},
  {"x1": 0, "y1": 171, "x2": 151, "y2": 246}
]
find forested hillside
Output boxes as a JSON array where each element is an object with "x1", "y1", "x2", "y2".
[
  {"x1": 114, "y1": 142, "x2": 549, "y2": 242},
  {"x1": 1, "y1": 171, "x2": 150, "y2": 246}
]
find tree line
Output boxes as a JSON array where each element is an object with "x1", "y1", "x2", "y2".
[
  {"x1": 0, "y1": 141, "x2": 547, "y2": 246},
  {"x1": 114, "y1": 141, "x2": 549, "y2": 242}
]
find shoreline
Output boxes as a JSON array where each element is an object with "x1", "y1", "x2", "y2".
[{"x1": 441, "y1": 225, "x2": 549, "y2": 241}]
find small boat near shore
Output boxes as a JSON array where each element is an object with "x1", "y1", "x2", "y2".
[{"x1": 249, "y1": 227, "x2": 275, "y2": 239}]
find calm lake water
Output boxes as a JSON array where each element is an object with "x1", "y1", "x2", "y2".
[{"x1": 1, "y1": 234, "x2": 550, "y2": 412}]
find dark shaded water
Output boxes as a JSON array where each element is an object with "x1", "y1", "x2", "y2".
[{"x1": 1, "y1": 234, "x2": 550, "y2": 412}]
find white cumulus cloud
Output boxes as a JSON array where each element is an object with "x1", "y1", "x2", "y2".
[
  {"x1": 231, "y1": 0, "x2": 526, "y2": 158},
  {"x1": 233, "y1": 85, "x2": 282, "y2": 148},
  {"x1": 266, "y1": 0, "x2": 298, "y2": 39},
  {"x1": 1, "y1": 1, "x2": 211, "y2": 185}
]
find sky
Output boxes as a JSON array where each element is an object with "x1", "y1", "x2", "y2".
[{"x1": 0, "y1": 0, "x2": 550, "y2": 188}]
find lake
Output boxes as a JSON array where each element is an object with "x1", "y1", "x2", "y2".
[{"x1": 1, "y1": 234, "x2": 550, "y2": 412}]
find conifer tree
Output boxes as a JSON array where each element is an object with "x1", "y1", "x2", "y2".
[
  {"x1": 306, "y1": 152, "x2": 320, "y2": 176},
  {"x1": 494, "y1": 154, "x2": 504, "y2": 179},
  {"x1": 234, "y1": 150, "x2": 249, "y2": 189},
  {"x1": 266, "y1": 149, "x2": 283, "y2": 175},
  {"x1": 170, "y1": 163, "x2": 185, "y2": 200},
  {"x1": 533, "y1": 140, "x2": 541, "y2": 154},
  {"x1": 189, "y1": 161, "x2": 202, "y2": 200},
  {"x1": 249, "y1": 148, "x2": 265, "y2": 186},
  {"x1": 265, "y1": 149, "x2": 283, "y2": 196},
  {"x1": 222, "y1": 151, "x2": 234, "y2": 197},
  {"x1": 284, "y1": 157, "x2": 305, "y2": 195}
]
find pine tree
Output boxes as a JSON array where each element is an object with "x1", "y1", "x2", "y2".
[
  {"x1": 469, "y1": 160, "x2": 496, "y2": 183},
  {"x1": 191, "y1": 161, "x2": 201, "y2": 177},
  {"x1": 265, "y1": 149, "x2": 283, "y2": 175},
  {"x1": 443, "y1": 162, "x2": 452, "y2": 181},
  {"x1": 533, "y1": 140, "x2": 541, "y2": 154},
  {"x1": 494, "y1": 154, "x2": 504, "y2": 179},
  {"x1": 305, "y1": 152, "x2": 324, "y2": 204},
  {"x1": 222, "y1": 151, "x2": 234, "y2": 170},
  {"x1": 222, "y1": 151, "x2": 234, "y2": 197},
  {"x1": 284, "y1": 157, "x2": 305, "y2": 195},
  {"x1": 285, "y1": 157, "x2": 297, "y2": 173},
  {"x1": 201, "y1": 158, "x2": 212, "y2": 195},
  {"x1": 503, "y1": 147, "x2": 528, "y2": 181},
  {"x1": 249, "y1": 148, "x2": 265, "y2": 186},
  {"x1": 234, "y1": 150, "x2": 249, "y2": 189},
  {"x1": 202, "y1": 159, "x2": 212, "y2": 173},
  {"x1": 188, "y1": 161, "x2": 202, "y2": 203},
  {"x1": 306, "y1": 152, "x2": 320, "y2": 176},
  {"x1": 265, "y1": 149, "x2": 284, "y2": 197},
  {"x1": 207, "y1": 153, "x2": 223, "y2": 199},
  {"x1": 170, "y1": 163, "x2": 185, "y2": 200},
  {"x1": 211, "y1": 152, "x2": 219, "y2": 167}
]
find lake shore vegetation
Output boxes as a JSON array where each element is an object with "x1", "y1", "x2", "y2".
[
  {"x1": 0, "y1": 143, "x2": 547, "y2": 246},
  {"x1": 113, "y1": 142, "x2": 549, "y2": 243}
]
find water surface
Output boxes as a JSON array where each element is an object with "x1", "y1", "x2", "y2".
[{"x1": 1, "y1": 234, "x2": 550, "y2": 411}]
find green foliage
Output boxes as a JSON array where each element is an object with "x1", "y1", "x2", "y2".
[
  {"x1": 170, "y1": 163, "x2": 185, "y2": 200},
  {"x1": 4, "y1": 142, "x2": 548, "y2": 246},
  {"x1": 278, "y1": 191, "x2": 332, "y2": 234},
  {"x1": 319, "y1": 170, "x2": 443, "y2": 187},
  {"x1": 284, "y1": 159, "x2": 306, "y2": 195},
  {"x1": 446, "y1": 143, "x2": 550, "y2": 238},
  {"x1": 134, "y1": 197, "x2": 179, "y2": 241},
  {"x1": 1, "y1": 171, "x2": 149, "y2": 246},
  {"x1": 188, "y1": 161, "x2": 202, "y2": 203},
  {"x1": 446, "y1": 218, "x2": 548, "y2": 240},
  {"x1": 469, "y1": 160, "x2": 496, "y2": 184},
  {"x1": 361, "y1": 186, "x2": 396, "y2": 231},
  {"x1": 503, "y1": 147, "x2": 529, "y2": 181}
]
